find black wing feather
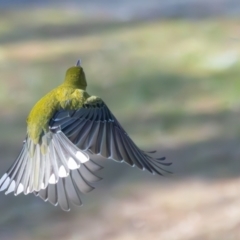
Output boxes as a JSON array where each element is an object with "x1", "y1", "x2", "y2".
[{"x1": 50, "y1": 100, "x2": 170, "y2": 175}]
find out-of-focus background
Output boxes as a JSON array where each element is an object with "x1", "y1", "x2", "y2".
[{"x1": 1, "y1": 0, "x2": 240, "y2": 239}]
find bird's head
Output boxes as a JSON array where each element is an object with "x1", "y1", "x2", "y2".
[{"x1": 63, "y1": 60, "x2": 87, "y2": 89}]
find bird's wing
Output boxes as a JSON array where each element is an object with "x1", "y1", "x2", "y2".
[
  {"x1": 33, "y1": 158, "x2": 102, "y2": 211},
  {"x1": 49, "y1": 100, "x2": 171, "y2": 175},
  {"x1": 0, "y1": 129, "x2": 102, "y2": 211}
]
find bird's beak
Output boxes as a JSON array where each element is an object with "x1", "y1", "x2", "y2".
[{"x1": 76, "y1": 59, "x2": 81, "y2": 66}]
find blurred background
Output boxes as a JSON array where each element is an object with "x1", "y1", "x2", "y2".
[{"x1": 1, "y1": 0, "x2": 240, "y2": 239}]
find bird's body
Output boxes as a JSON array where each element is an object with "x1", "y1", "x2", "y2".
[
  {"x1": 27, "y1": 67, "x2": 91, "y2": 144},
  {"x1": 0, "y1": 61, "x2": 171, "y2": 211}
]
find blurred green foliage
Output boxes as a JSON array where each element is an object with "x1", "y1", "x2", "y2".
[{"x1": 0, "y1": 10, "x2": 240, "y2": 147}]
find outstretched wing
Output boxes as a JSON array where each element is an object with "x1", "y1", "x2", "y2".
[
  {"x1": 34, "y1": 158, "x2": 102, "y2": 211},
  {"x1": 50, "y1": 100, "x2": 171, "y2": 175},
  {"x1": 0, "y1": 129, "x2": 102, "y2": 211}
]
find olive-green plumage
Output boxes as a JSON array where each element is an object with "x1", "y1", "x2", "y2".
[{"x1": 27, "y1": 66, "x2": 100, "y2": 144}]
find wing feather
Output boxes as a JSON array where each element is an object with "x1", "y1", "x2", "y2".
[
  {"x1": 65, "y1": 175, "x2": 82, "y2": 206},
  {"x1": 48, "y1": 183, "x2": 58, "y2": 206},
  {"x1": 33, "y1": 157, "x2": 101, "y2": 210},
  {"x1": 114, "y1": 127, "x2": 134, "y2": 167},
  {"x1": 57, "y1": 178, "x2": 70, "y2": 211},
  {"x1": 38, "y1": 187, "x2": 48, "y2": 202},
  {"x1": 71, "y1": 169, "x2": 94, "y2": 194},
  {"x1": 0, "y1": 98, "x2": 170, "y2": 211},
  {"x1": 110, "y1": 124, "x2": 123, "y2": 161},
  {"x1": 49, "y1": 100, "x2": 170, "y2": 176}
]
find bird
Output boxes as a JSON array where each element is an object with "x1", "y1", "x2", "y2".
[{"x1": 0, "y1": 60, "x2": 171, "y2": 211}]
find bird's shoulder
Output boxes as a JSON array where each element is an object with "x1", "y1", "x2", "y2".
[
  {"x1": 83, "y1": 95, "x2": 102, "y2": 106},
  {"x1": 55, "y1": 85, "x2": 102, "y2": 110}
]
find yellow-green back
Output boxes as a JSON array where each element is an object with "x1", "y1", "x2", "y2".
[{"x1": 27, "y1": 66, "x2": 91, "y2": 144}]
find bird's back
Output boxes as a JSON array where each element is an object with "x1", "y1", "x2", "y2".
[{"x1": 27, "y1": 85, "x2": 90, "y2": 144}]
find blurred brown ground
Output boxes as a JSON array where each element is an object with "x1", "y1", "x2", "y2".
[{"x1": 0, "y1": 2, "x2": 240, "y2": 240}]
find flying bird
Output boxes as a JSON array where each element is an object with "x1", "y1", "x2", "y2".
[{"x1": 0, "y1": 60, "x2": 171, "y2": 211}]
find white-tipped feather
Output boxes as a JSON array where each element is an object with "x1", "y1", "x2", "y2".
[
  {"x1": 38, "y1": 153, "x2": 46, "y2": 191},
  {"x1": 76, "y1": 151, "x2": 89, "y2": 163},
  {"x1": 34, "y1": 160, "x2": 102, "y2": 211},
  {"x1": 68, "y1": 157, "x2": 79, "y2": 169},
  {"x1": 0, "y1": 173, "x2": 7, "y2": 186},
  {"x1": 26, "y1": 186, "x2": 30, "y2": 194},
  {"x1": 15, "y1": 183, "x2": 24, "y2": 195},
  {"x1": 44, "y1": 153, "x2": 51, "y2": 189},
  {"x1": 41, "y1": 182, "x2": 45, "y2": 189},
  {"x1": 52, "y1": 135, "x2": 70, "y2": 175},
  {"x1": 49, "y1": 173, "x2": 56, "y2": 184},
  {"x1": 5, "y1": 180, "x2": 16, "y2": 195},
  {"x1": 0, "y1": 177, "x2": 10, "y2": 191},
  {"x1": 0, "y1": 130, "x2": 92, "y2": 203},
  {"x1": 49, "y1": 141, "x2": 60, "y2": 184},
  {"x1": 14, "y1": 149, "x2": 28, "y2": 195},
  {"x1": 59, "y1": 165, "x2": 68, "y2": 177},
  {"x1": 33, "y1": 144, "x2": 41, "y2": 191}
]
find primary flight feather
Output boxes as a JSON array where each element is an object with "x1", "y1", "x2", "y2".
[{"x1": 0, "y1": 61, "x2": 171, "y2": 211}]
